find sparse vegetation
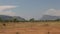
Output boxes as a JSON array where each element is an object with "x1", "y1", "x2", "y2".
[
  {"x1": 16, "y1": 32, "x2": 19, "y2": 34},
  {"x1": 0, "y1": 16, "x2": 60, "y2": 22},
  {"x1": 0, "y1": 22, "x2": 60, "y2": 34},
  {"x1": 29, "y1": 18, "x2": 35, "y2": 22}
]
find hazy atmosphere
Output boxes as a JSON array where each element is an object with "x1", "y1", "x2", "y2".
[
  {"x1": 0, "y1": 0, "x2": 60, "y2": 34},
  {"x1": 0, "y1": 0, "x2": 60, "y2": 20}
]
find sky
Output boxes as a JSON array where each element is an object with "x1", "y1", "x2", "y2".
[{"x1": 0, "y1": 0, "x2": 60, "y2": 20}]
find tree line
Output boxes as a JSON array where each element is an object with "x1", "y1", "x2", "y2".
[{"x1": 0, "y1": 18, "x2": 60, "y2": 22}]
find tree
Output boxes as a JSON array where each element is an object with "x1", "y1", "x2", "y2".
[
  {"x1": 0, "y1": 17, "x2": 3, "y2": 22},
  {"x1": 55, "y1": 19, "x2": 60, "y2": 21},
  {"x1": 13, "y1": 18, "x2": 18, "y2": 22},
  {"x1": 29, "y1": 18, "x2": 35, "y2": 22}
]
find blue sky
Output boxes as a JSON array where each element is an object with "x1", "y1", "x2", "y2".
[{"x1": 0, "y1": 0, "x2": 60, "y2": 20}]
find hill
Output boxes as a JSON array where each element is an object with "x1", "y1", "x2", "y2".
[
  {"x1": 40, "y1": 15, "x2": 60, "y2": 20},
  {"x1": 0, "y1": 15, "x2": 25, "y2": 21}
]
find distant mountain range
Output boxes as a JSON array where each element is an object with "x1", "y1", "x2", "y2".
[
  {"x1": 40, "y1": 15, "x2": 60, "y2": 20},
  {"x1": 0, "y1": 15, "x2": 25, "y2": 21},
  {"x1": 0, "y1": 15, "x2": 60, "y2": 21}
]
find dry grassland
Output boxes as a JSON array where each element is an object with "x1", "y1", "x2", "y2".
[{"x1": 0, "y1": 22, "x2": 60, "y2": 34}]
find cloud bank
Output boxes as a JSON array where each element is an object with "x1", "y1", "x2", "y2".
[
  {"x1": 0, "y1": 6, "x2": 16, "y2": 11},
  {"x1": 0, "y1": 5, "x2": 17, "y2": 16},
  {"x1": 44, "y1": 9, "x2": 60, "y2": 16}
]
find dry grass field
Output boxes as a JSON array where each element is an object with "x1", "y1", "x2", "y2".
[{"x1": 0, "y1": 22, "x2": 60, "y2": 34}]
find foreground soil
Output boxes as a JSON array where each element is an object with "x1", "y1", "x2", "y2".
[{"x1": 0, "y1": 22, "x2": 60, "y2": 34}]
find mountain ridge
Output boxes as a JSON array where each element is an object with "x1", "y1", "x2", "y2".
[
  {"x1": 40, "y1": 15, "x2": 60, "y2": 20},
  {"x1": 0, "y1": 15, "x2": 25, "y2": 21}
]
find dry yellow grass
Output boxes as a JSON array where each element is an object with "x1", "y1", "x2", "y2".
[{"x1": 0, "y1": 22, "x2": 60, "y2": 34}]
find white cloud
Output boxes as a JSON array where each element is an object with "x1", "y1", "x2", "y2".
[
  {"x1": 44, "y1": 9, "x2": 60, "y2": 16},
  {"x1": 0, "y1": 10, "x2": 16, "y2": 16},
  {"x1": 0, "y1": 5, "x2": 17, "y2": 16},
  {"x1": 0, "y1": 6, "x2": 16, "y2": 11}
]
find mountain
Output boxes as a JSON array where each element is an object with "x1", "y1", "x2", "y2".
[
  {"x1": 40, "y1": 15, "x2": 60, "y2": 20},
  {"x1": 0, "y1": 15, "x2": 25, "y2": 21}
]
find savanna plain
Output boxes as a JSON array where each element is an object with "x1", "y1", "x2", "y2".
[{"x1": 0, "y1": 22, "x2": 60, "y2": 34}]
